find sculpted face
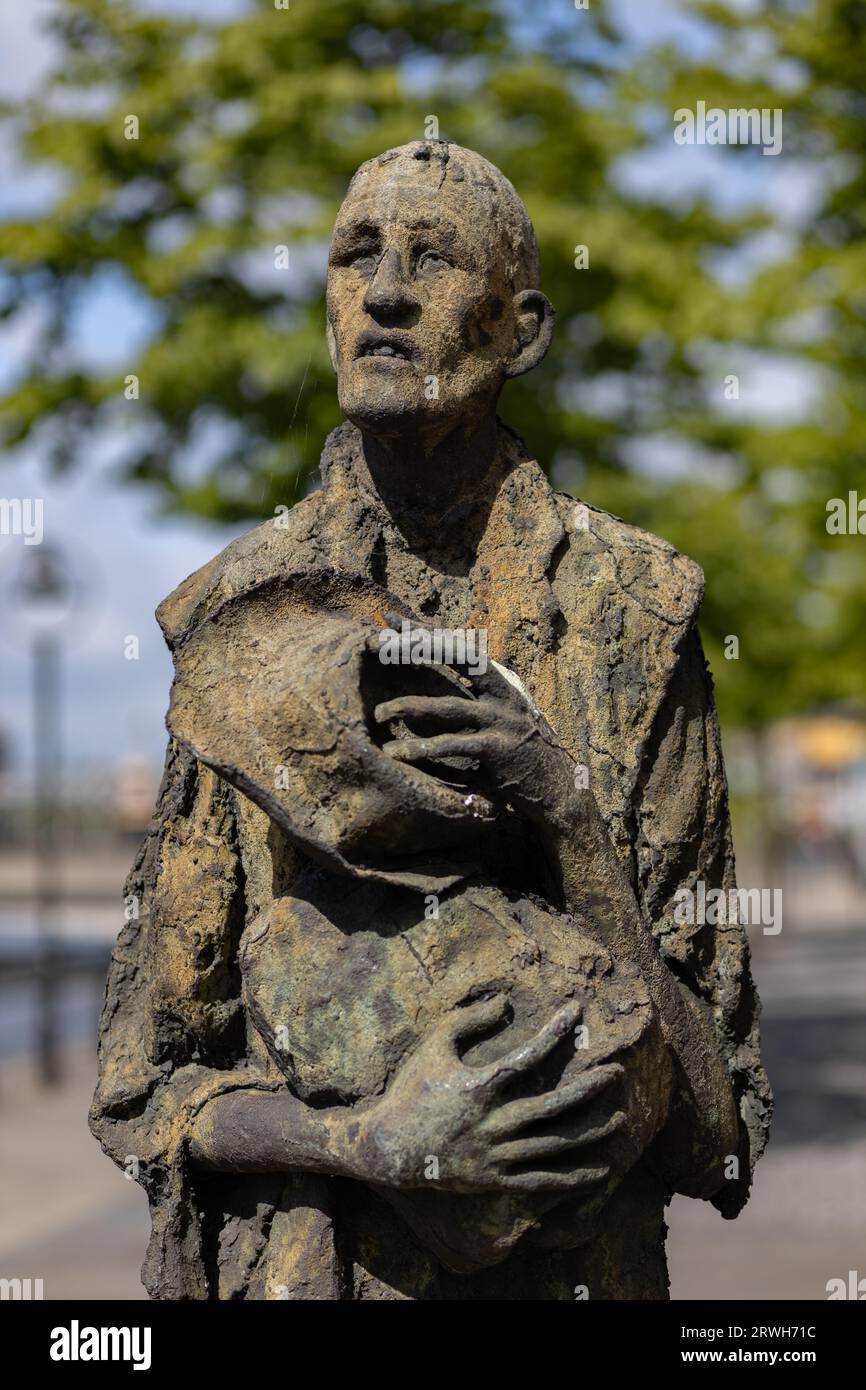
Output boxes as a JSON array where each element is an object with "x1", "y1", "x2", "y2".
[{"x1": 326, "y1": 144, "x2": 553, "y2": 440}]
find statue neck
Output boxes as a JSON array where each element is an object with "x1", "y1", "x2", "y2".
[{"x1": 356, "y1": 413, "x2": 507, "y2": 558}]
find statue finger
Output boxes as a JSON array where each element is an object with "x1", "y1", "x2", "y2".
[
  {"x1": 480, "y1": 1064, "x2": 624, "y2": 1136},
  {"x1": 497, "y1": 1165, "x2": 610, "y2": 1194},
  {"x1": 489, "y1": 1110, "x2": 625, "y2": 1163},
  {"x1": 476, "y1": 1000, "x2": 583, "y2": 1087},
  {"x1": 381, "y1": 733, "x2": 497, "y2": 763},
  {"x1": 438, "y1": 994, "x2": 511, "y2": 1051},
  {"x1": 373, "y1": 695, "x2": 489, "y2": 729},
  {"x1": 381, "y1": 612, "x2": 518, "y2": 705}
]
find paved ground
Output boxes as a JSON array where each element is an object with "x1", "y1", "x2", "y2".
[
  {"x1": 667, "y1": 873, "x2": 866, "y2": 1299},
  {"x1": 0, "y1": 1048, "x2": 149, "y2": 1301},
  {"x1": 1, "y1": 861, "x2": 864, "y2": 1301}
]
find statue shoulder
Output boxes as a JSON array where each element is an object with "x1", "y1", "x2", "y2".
[
  {"x1": 550, "y1": 491, "x2": 705, "y2": 631},
  {"x1": 156, "y1": 491, "x2": 322, "y2": 650}
]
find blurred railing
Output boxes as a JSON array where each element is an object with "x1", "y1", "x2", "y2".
[{"x1": 0, "y1": 938, "x2": 111, "y2": 1083}]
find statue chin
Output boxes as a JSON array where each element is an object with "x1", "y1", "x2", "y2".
[
  {"x1": 337, "y1": 363, "x2": 491, "y2": 442},
  {"x1": 339, "y1": 393, "x2": 440, "y2": 442},
  {"x1": 337, "y1": 362, "x2": 424, "y2": 430}
]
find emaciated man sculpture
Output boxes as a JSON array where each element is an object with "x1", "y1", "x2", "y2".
[{"x1": 91, "y1": 141, "x2": 771, "y2": 1300}]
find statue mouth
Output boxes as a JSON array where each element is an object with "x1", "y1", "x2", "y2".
[{"x1": 356, "y1": 332, "x2": 416, "y2": 364}]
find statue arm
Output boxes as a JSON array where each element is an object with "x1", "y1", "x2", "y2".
[
  {"x1": 540, "y1": 779, "x2": 740, "y2": 1202},
  {"x1": 91, "y1": 739, "x2": 364, "y2": 1177},
  {"x1": 186, "y1": 1089, "x2": 362, "y2": 1176},
  {"x1": 538, "y1": 626, "x2": 769, "y2": 1209},
  {"x1": 624, "y1": 625, "x2": 771, "y2": 1214}
]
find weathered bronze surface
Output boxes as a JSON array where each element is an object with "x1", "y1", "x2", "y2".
[{"x1": 91, "y1": 141, "x2": 771, "y2": 1300}]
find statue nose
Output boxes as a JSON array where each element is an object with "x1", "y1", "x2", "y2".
[{"x1": 363, "y1": 247, "x2": 419, "y2": 321}]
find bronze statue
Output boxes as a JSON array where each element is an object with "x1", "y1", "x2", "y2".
[{"x1": 91, "y1": 141, "x2": 771, "y2": 1300}]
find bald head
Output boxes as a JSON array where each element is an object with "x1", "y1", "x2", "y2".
[
  {"x1": 326, "y1": 139, "x2": 554, "y2": 441},
  {"x1": 346, "y1": 141, "x2": 541, "y2": 294}
]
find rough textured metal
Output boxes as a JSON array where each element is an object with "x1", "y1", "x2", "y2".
[{"x1": 91, "y1": 141, "x2": 770, "y2": 1300}]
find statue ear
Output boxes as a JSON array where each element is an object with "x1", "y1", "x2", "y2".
[
  {"x1": 505, "y1": 290, "x2": 555, "y2": 379},
  {"x1": 326, "y1": 318, "x2": 338, "y2": 373}
]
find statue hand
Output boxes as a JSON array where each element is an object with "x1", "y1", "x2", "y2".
[
  {"x1": 373, "y1": 625, "x2": 578, "y2": 835},
  {"x1": 351, "y1": 994, "x2": 625, "y2": 1194}
]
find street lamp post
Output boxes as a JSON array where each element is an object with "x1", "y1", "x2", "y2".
[
  {"x1": 33, "y1": 628, "x2": 62, "y2": 1084},
  {"x1": 15, "y1": 547, "x2": 74, "y2": 1086}
]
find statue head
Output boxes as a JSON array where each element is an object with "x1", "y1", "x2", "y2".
[{"x1": 326, "y1": 141, "x2": 554, "y2": 442}]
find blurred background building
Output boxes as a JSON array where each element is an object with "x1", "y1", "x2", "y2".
[{"x1": 0, "y1": 0, "x2": 864, "y2": 1300}]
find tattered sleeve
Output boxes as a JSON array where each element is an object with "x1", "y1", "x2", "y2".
[
  {"x1": 89, "y1": 739, "x2": 280, "y2": 1298},
  {"x1": 631, "y1": 624, "x2": 772, "y2": 1216}
]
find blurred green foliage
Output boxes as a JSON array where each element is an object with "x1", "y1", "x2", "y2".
[{"x1": 0, "y1": 0, "x2": 863, "y2": 729}]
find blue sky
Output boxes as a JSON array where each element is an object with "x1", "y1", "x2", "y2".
[{"x1": 0, "y1": 0, "x2": 823, "y2": 782}]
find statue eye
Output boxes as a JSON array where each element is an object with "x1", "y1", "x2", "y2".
[
  {"x1": 347, "y1": 247, "x2": 379, "y2": 275},
  {"x1": 417, "y1": 249, "x2": 450, "y2": 274}
]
